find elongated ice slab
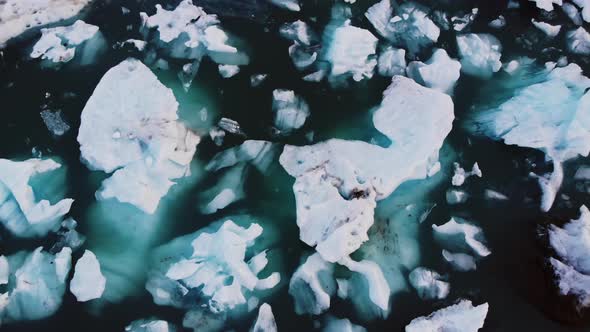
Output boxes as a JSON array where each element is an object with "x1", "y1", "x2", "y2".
[
  {"x1": 405, "y1": 300, "x2": 489, "y2": 332},
  {"x1": 433, "y1": 218, "x2": 491, "y2": 257},
  {"x1": 407, "y1": 48, "x2": 461, "y2": 94},
  {"x1": 30, "y1": 20, "x2": 100, "y2": 64},
  {"x1": 70, "y1": 250, "x2": 106, "y2": 302}
]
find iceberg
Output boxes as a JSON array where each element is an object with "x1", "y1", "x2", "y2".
[
  {"x1": 456, "y1": 33, "x2": 502, "y2": 79},
  {"x1": 70, "y1": 250, "x2": 106, "y2": 302},
  {"x1": 408, "y1": 267, "x2": 450, "y2": 300},
  {"x1": 567, "y1": 27, "x2": 590, "y2": 55},
  {"x1": 365, "y1": 1, "x2": 440, "y2": 55},
  {"x1": 531, "y1": 19, "x2": 561, "y2": 37},
  {"x1": 218, "y1": 64, "x2": 240, "y2": 78},
  {"x1": 529, "y1": 0, "x2": 563, "y2": 11},
  {"x1": 0, "y1": 247, "x2": 71, "y2": 323},
  {"x1": 451, "y1": 162, "x2": 482, "y2": 186},
  {"x1": 406, "y1": 48, "x2": 461, "y2": 94},
  {"x1": 467, "y1": 64, "x2": 590, "y2": 211},
  {"x1": 0, "y1": 158, "x2": 73, "y2": 238},
  {"x1": 323, "y1": 316, "x2": 366, "y2": 332},
  {"x1": 251, "y1": 303, "x2": 277, "y2": 332},
  {"x1": 405, "y1": 300, "x2": 489, "y2": 332},
  {"x1": 272, "y1": 89, "x2": 310, "y2": 135},
  {"x1": 125, "y1": 318, "x2": 176, "y2": 332},
  {"x1": 280, "y1": 76, "x2": 454, "y2": 262},
  {"x1": 78, "y1": 58, "x2": 199, "y2": 214},
  {"x1": 30, "y1": 20, "x2": 105, "y2": 66},
  {"x1": 377, "y1": 46, "x2": 406, "y2": 77},
  {"x1": 432, "y1": 218, "x2": 491, "y2": 257},
  {"x1": 0, "y1": 0, "x2": 93, "y2": 47},
  {"x1": 146, "y1": 219, "x2": 280, "y2": 313}
]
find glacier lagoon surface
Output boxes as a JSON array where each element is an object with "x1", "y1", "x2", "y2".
[{"x1": 2, "y1": 0, "x2": 590, "y2": 331}]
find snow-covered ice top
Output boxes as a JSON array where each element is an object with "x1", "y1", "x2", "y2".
[
  {"x1": 567, "y1": 27, "x2": 590, "y2": 55},
  {"x1": 408, "y1": 267, "x2": 450, "y2": 300},
  {"x1": 70, "y1": 250, "x2": 106, "y2": 302},
  {"x1": 0, "y1": 0, "x2": 93, "y2": 46},
  {"x1": 406, "y1": 48, "x2": 461, "y2": 94},
  {"x1": 30, "y1": 20, "x2": 98, "y2": 63},
  {"x1": 405, "y1": 300, "x2": 489, "y2": 332},
  {"x1": 529, "y1": 0, "x2": 563, "y2": 11},
  {"x1": 0, "y1": 247, "x2": 71, "y2": 323},
  {"x1": 323, "y1": 21, "x2": 377, "y2": 82},
  {"x1": 146, "y1": 220, "x2": 280, "y2": 313},
  {"x1": 469, "y1": 63, "x2": 590, "y2": 211},
  {"x1": 433, "y1": 218, "x2": 491, "y2": 257},
  {"x1": 456, "y1": 33, "x2": 502, "y2": 79},
  {"x1": 549, "y1": 206, "x2": 590, "y2": 274},
  {"x1": 251, "y1": 303, "x2": 277, "y2": 332},
  {"x1": 280, "y1": 76, "x2": 453, "y2": 262},
  {"x1": 0, "y1": 158, "x2": 73, "y2": 238},
  {"x1": 78, "y1": 58, "x2": 199, "y2": 214},
  {"x1": 365, "y1": 1, "x2": 440, "y2": 55}
]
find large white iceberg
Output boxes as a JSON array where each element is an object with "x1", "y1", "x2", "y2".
[
  {"x1": 70, "y1": 249, "x2": 106, "y2": 302},
  {"x1": 468, "y1": 63, "x2": 590, "y2": 211},
  {"x1": 78, "y1": 58, "x2": 199, "y2": 214},
  {"x1": 406, "y1": 48, "x2": 461, "y2": 94},
  {"x1": 280, "y1": 76, "x2": 454, "y2": 262},
  {"x1": 456, "y1": 33, "x2": 502, "y2": 79},
  {"x1": 0, "y1": 158, "x2": 73, "y2": 238},
  {"x1": 365, "y1": 1, "x2": 440, "y2": 55},
  {"x1": 405, "y1": 300, "x2": 489, "y2": 332},
  {"x1": 0, "y1": 247, "x2": 71, "y2": 323},
  {"x1": 146, "y1": 219, "x2": 280, "y2": 313},
  {"x1": 0, "y1": 0, "x2": 93, "y2": 46}
]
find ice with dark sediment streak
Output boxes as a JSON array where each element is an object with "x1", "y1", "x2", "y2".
[
  {"x1": 467, "y1": 63, "x2": 590, "y2": 211},
  {"x1": 280, "y1": 76, "x2": 454, "y2": 263},
  {"x1": 0, "y1": 158, "x2": 73, "y2": 238},
  {"x1": 405, "y1": 300, "x2": 489, "y2": 332},
  {"x1": 77, "y1": 58, "x2": 199, "y2": 214},
  {"x1": 146, "y1": 219, "x2": 280, "y2": 314},
  {"x1": 0, "y1": 247, "x2": 71, "y2": 324}
]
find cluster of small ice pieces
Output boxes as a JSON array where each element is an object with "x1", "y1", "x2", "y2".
[{"x1": 548, "y1": 206, "x2": 590, "y2": 308}]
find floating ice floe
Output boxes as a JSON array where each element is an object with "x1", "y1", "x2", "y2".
[
  {"x1": 456, "y1": 33, "x2": 502, "y2": 79},
  {"x1": 0, "y1": 158, "x2": 73, "y2": 238},
  {"x1": 0, "y1": 0, "x2": 93, "y2": 46},
  {"x1": 323, "y1": 20, "x2": 377, "y2": 82},
  {"x1": 125, "y1": 318, "x2": 176, "y2": 332},
  {"x1": 218, "y1": 64, "x2": 240, "y2": 78},
  {"x1": 146, "y1": 219, "x2": 280, "y2": 313},
  {"x1": 251, "y1": 303, "x2": 277, "y2": 332},
  {"x1": 365, "y1": 1, "x2": 440, "y2": 55},
  {"x1": 433, "y1": 218, "x2": 491, "y2": 257},
  {"x1": 442, "y1": 250, "x2": 477, "y2": 272},
  {"x1": 267, "y1": 0, "x2": 300, "y2": 12},
  {"x1": 550, "y1": 257, "x2": 590, "y2": 308},
  {"x1": 378, "y1": 46, "x2": 406, "y2": 77},
  {"x1": 408, "y1": 267, "x2": 450, "y2": 300},
  {"x1": 405, "y1": 300, "x2": 489, "y2": 332},
  {"x1": 452, "y1": 162, "x2": 482, "y2": 186},
  {"x1": 280, "y1": 21, "x2": 318, "y2": 70},
  {"x1": 406, "y1": 48, "x2": 461, "y2": 94},
  {"x1": 182, "y1": 308, "x2": 226, "y2": 332},
  {"x1": 30, "y1": 20, "x2": 105, "y2": 66},
  {"x1": 532, "y1": 19, "x2": 561, "y2": 37},
  {"x1": 0, "y1": 247, "x2": 71, "y2": 323},
  {"x1": 549, "y1": 206, "x2": 590, "y2": 274},
  {"x1": 78, "y1": 58, "x2": 199, "y2": 214},
  {"x1": 468, "y1": 63, "x2": 590, "y2": 211},
  {"x1": 280, "y1": 76, "x2": 453, "y2": 263},
  {"x1": 451, "y1": 8, "x2": 479, "y2": 32},
  {"x1": 446, "y1": 189, "x2": 469, "y2": 205},
  {"x1": 272, "y1": 89, "x2": 310, "y2": 135},
  {"x1": 41, "y1": 110, "x2": 70, "y2": 136},
  {"x1": 563, "y1": 3, "x2": 584, "y2": 25},
  {"x1": 529, "y1": 0, "x2": 563, "y2": 11},
  {"x1": 289, "y1": 253, "x2": 336, "y2": 315},
  {"x1": 572, "y1": 0, "x2": 590, "y2": 22},
  {"x1": 70, "y1": 250, "x2": 106, "y2": 302},
  {"x1": 323, "y1": 316, "x2": 366, "y2": 332},
  {"x1": 567, "y1": 27, "x2": 590, "y2": 55}
]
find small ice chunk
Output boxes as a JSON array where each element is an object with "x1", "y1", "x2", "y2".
[
  {"x1": 484, "y1": 189, "x2": 509, "y2": 201},
  {"x1": 339, "y1": 256, "x2": 390, "y2": 311},
  {"x1": 442, "y1": 250, "x2": 477, "y2": 272},
  {"x1": 529, "y1": 0, "x2": 563, "y2": 11},
  {"x1": 405, "y1": 300, "x2": 489, "y2": 332},
  {"x1": 456, "y1": 33, "x2": 502, "y2": 79},
  {"x1": 70, "y1": 250, "x2": 106, "y2": 302},
  {"x1": 251, "y1": 74, "x2": 268, "y2": 87},
  {"x1": 451, "y1": 162, "x2": 482, "y2": 186},
  {"x1": 40, "y1": 110, "x2": 70, "y2": 136},
  {"x1": 451, "y1": 8, "x2": 479, "y2": 32},
  {"x1": 489, "y1": 16, "x2": 506, "y2": 29},
  {"x1": 563, "y1": 3, "x2": 583, "y2": 25},
  {"x1": 272, "y1": 89, "x2": 310, "y2": 134},
  {"x1": 378, "y1": 46, "x2": 406, "y2": 77},
  {"x1": 550, "y1": 257, "x2": 590, "y2": 307},
  {"x1": 567, "y1": 27, "x2": 590, "y2": 55},
  {"x1": 446, "y1": 189, "x2": 469, "y2": 205},
  {"x1": 267, "y1": 0, "x2": 300, "y2": 12},
  {"x1": 503, "y1": 60, "x2": 520, "y2": 74},
  {"x1": 324, "y1": 22, "x2": 377, "y2": 82},
  {"x1": 182, "y1": 309, "x2": 226, "y2": 332},
  {"x1": 323, "y1": 316, "x2": 366, "y2": 332},
  {"x1": 280, "y1": 20, "x2": 316, "y2": 46},
  {"x1": 125, "y1": 318, "x2": 176, "y2": 332},
  {"x1": 122, "y1": 39, "x2": 147, "y2": 51},
  {"x1": 218, "y1": 64, "x2": 240, "y2": 78},
  {"x1": 433, "y1": 218, "x2": 491, "y2": 257},
  {"x1": 251, "y1": 303, "x2": 277, "y2": 332},
  {"x1": 30, "y1": 20, "x2": 102, "y2": 64},
  {"x1": 532, "y1": 19, "x2": 561, "y2": 37},
  {"x1": 289, "y1": 253, "x2": 336, "y2": 315},
  {"x1": 408, "y1": 267, "x2": 450, "y2": 300},
  {"x1": 406, "y1": 48, "x2": 461, "y2": 94}
]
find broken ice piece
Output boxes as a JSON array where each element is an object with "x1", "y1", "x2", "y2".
[
  {"x1": 272, "y1": 89, "x2": 310, "y2": 134},
  {"x1": 267, "y1": 0, "x2": 300, "y2": 12},
  {"x1": 251, "y1": 73, "x2": 268, "y2": 87},
  {"x1": 70, "y1": 250, "x2": 106, "y2": 302},
  {"x1": 433, "y1": 218, "x2": 491, "y2": 257},
  {"x1": 41, "y1": 110, "x2": 70, "y2": 136},
  {"x1": 408, "y1": 267, "x2": 450, "y2": 300},
  {"x1": 452, "y1": 162, "x2": 482, "y2": 186},
  {"x1": 125, "y1": 319, "x2": 176, "y2": 332},
  {"x1": 442, "y1": 250, "x2": 477, "y2": 272},
  {"x1": 323, "y1": 316, "x2": 366, "y2": 332},
  {"x1": 377, "y1": 46, "x2": 406, "y2": 77},
  {"x1": 405, "y1": 300, "x2": 488, "y2": 332},
  {"x1": 218, "y1": 117, "x2": 246, "y2": 136},
  {"x1": 456, "y1": 33, "x2": 502, "y2": 79},
  {"x1": 446, "y1": 189, "x2": 469, "y2": 205},
  {"x1": 251, "y1": 303, "x2": 277, "y2": 332},
  {"x1": 532, "y1": 19, "x2": 561, "y2": 37},
  {"x1": 218, "y1": 64, "x2": 240, "y2": 78},
  {"x1": 289, "y1": 253, "x2": 336, "y2": 315}
]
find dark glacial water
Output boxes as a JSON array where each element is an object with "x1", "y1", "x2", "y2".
[{"x1": 2, "y1": 0, "x2": 590, "y2": 331}]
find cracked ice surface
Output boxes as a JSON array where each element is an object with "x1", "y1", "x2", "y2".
[
  {"x1": 280, "y1": 76, "x2": 454, "y2": 262},
  {"x1": 78, "y1": 58, "x2": 199, "y2": 214}
]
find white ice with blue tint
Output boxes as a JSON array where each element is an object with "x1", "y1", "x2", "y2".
[
  {"x1": 407, "y1": 48, "x2": 461, "y2": 94},
  {"x1": 125, "y1": 318, "x2": 176, "y2": 332},
  {"x1": 70, "y1": 250, "x2": 106, "y2": 302},
  {"x1": 456, "y1": 33, "x2": 502, "y2": 79},
  {"x1": 251, "y1": 303, "x2": 277, "y2": 332},
  {"x1": 0, "y1": 158, "x2": 73, "y2": 238},
  {"x1": 30, "y1": 20, "x2": 101, "y2": 64},
  {"x1": 433, "y1": 218, "x2": 491, "y2": 258},
  {"x1": 78, "y1": 59, "x2": 200, "y2": 214},
  {"x1": 405, "y1": 300, "x2": 489, "y2": 332}
]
